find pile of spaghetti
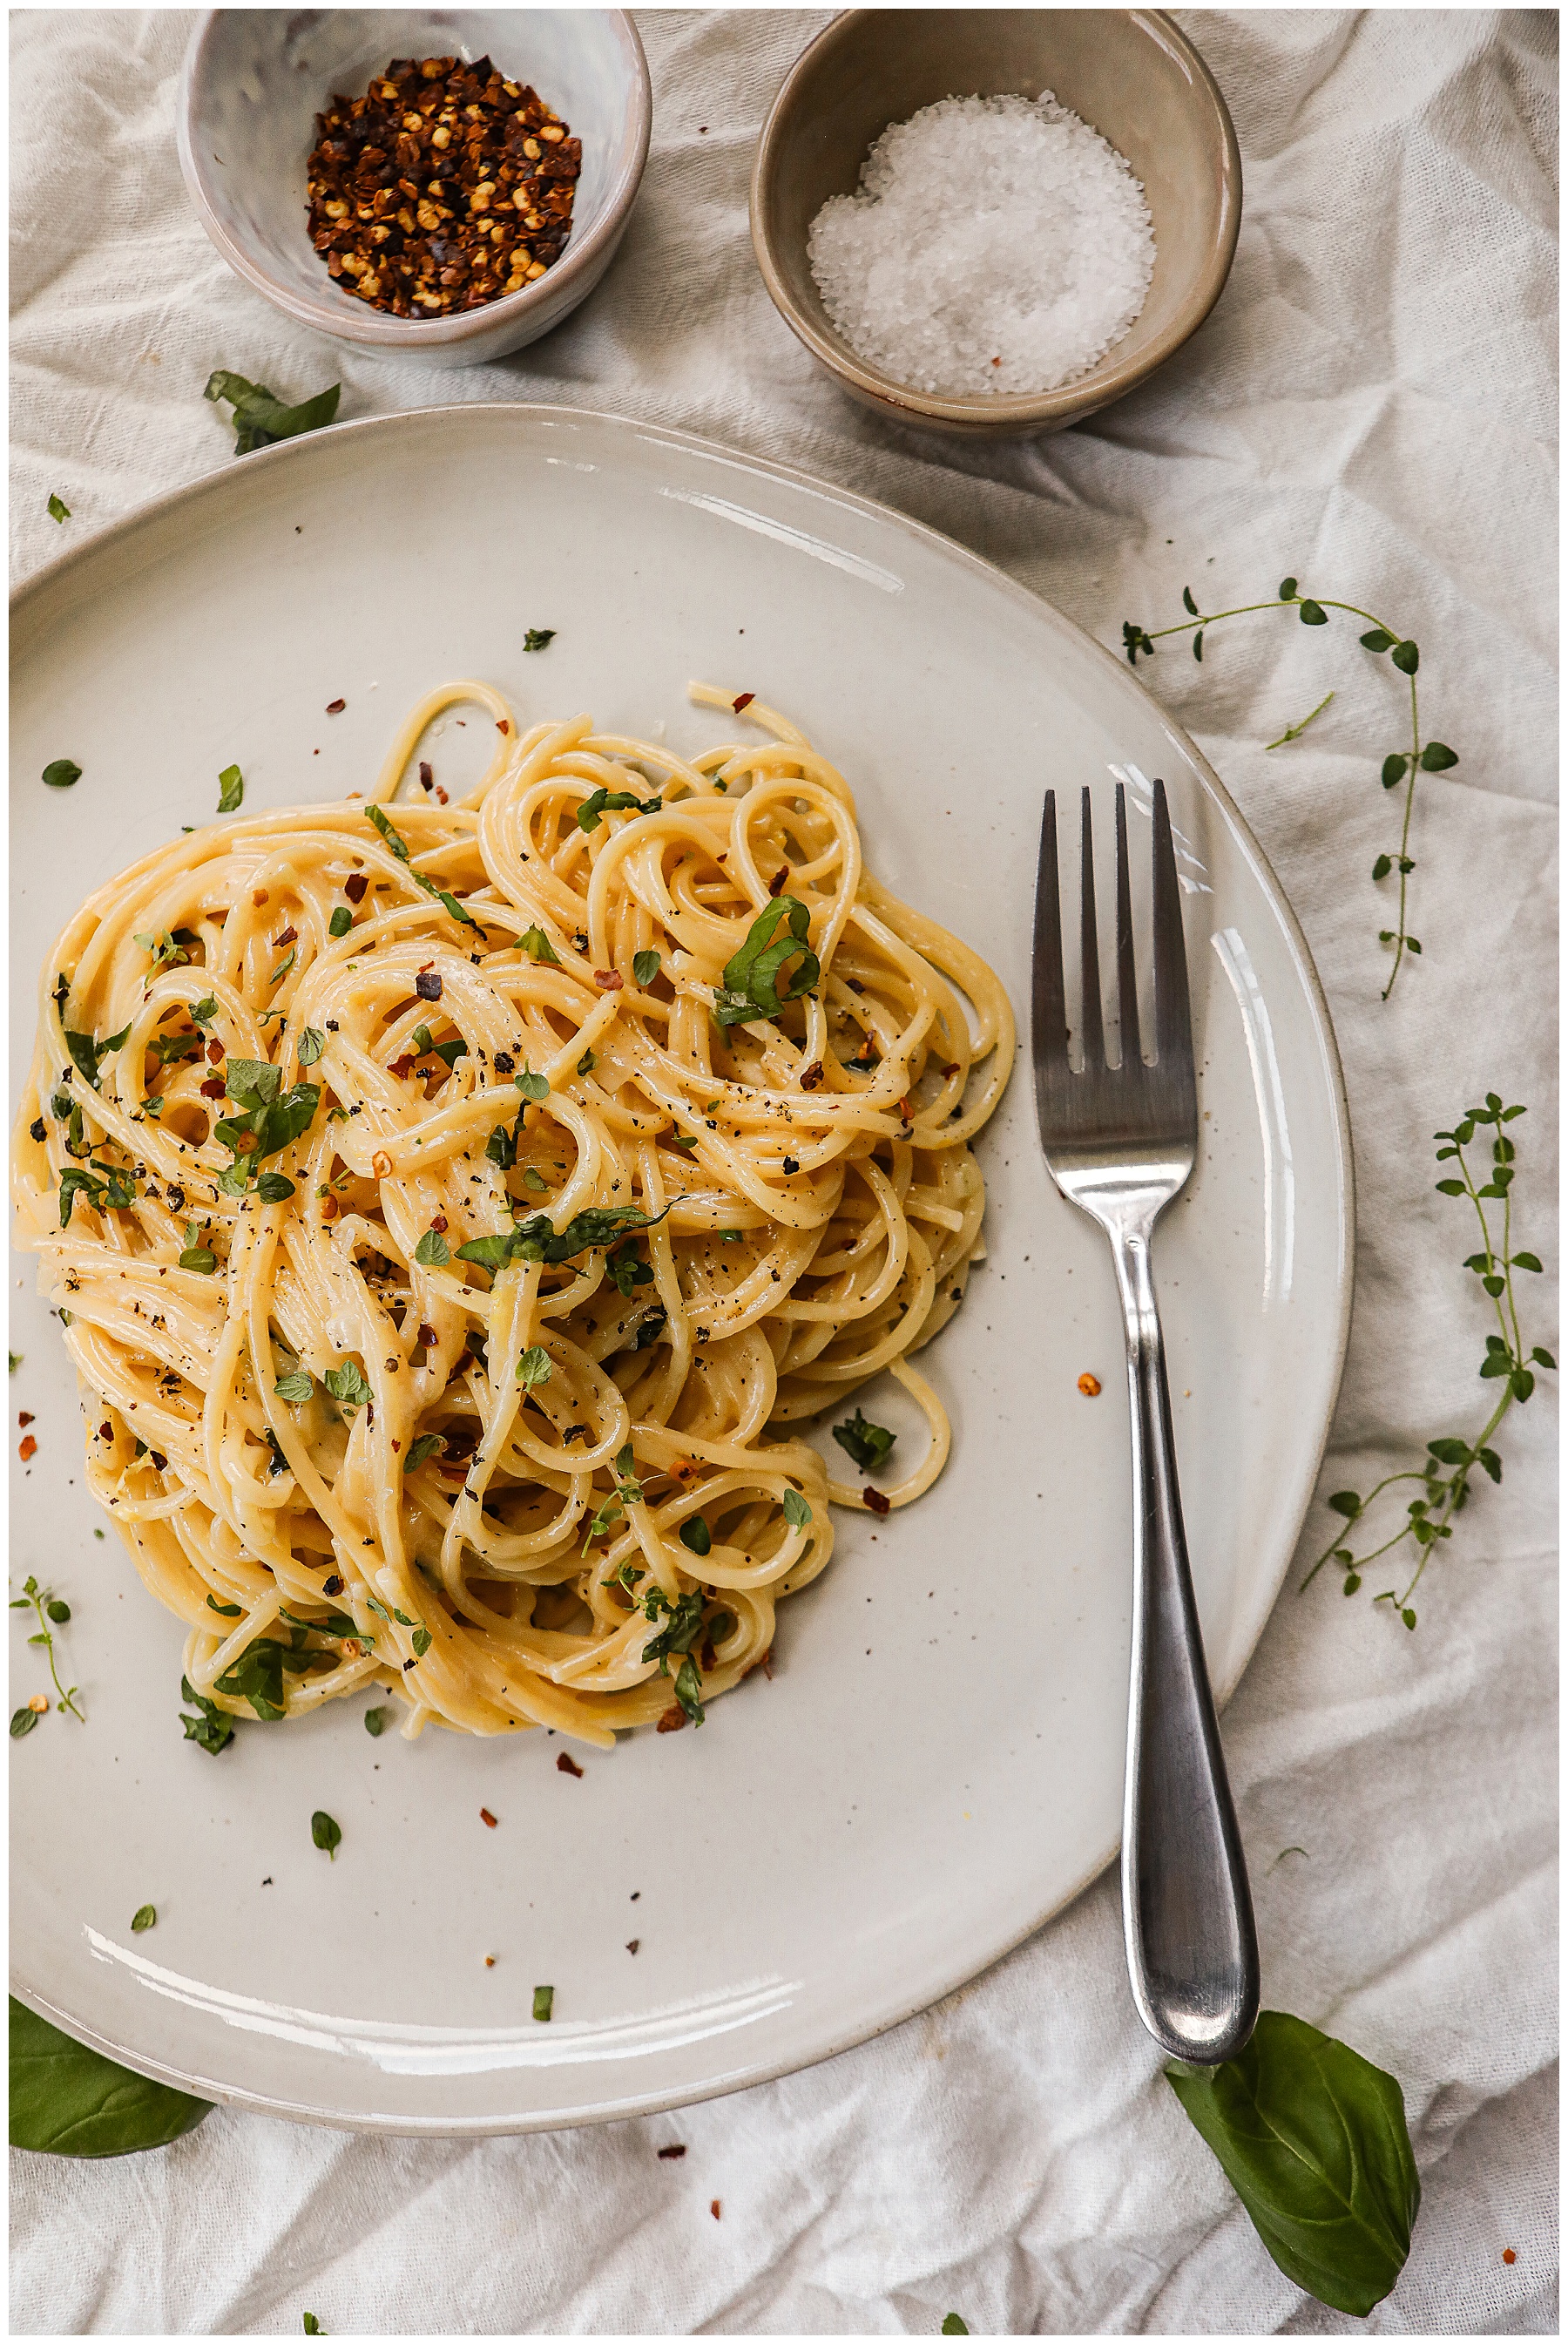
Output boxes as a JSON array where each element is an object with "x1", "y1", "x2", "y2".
[{"x1": 13, "y1": 684, "x2": 1012, "y2": 1745}]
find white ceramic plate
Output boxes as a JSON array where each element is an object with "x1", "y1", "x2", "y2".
[{"x1": 10, "y1": 407, "x2": 1351, "y2": 2134}]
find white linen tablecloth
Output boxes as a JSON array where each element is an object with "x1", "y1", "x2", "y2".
[{"x1": 10, "y1": 10, "x2": 1558, "y2": 2334}]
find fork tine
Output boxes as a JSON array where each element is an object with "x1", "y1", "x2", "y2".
[
  {"x1": 1078, "y1": 789, "x2": 1105, "y2": 1069},
  {"x1": 1113, "y1": 783, "x2": 1141, "y2": 1069},
  {"x1": 1031, "y1": 790, "x2": 1067, "y2": 1065},
  {"x1": 1151, "y1": 777, "x2": 1193, "y2": 1067}
]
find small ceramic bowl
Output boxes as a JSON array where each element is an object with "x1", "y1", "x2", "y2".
[
  {"x1": 750, "y1": 9, "x2": 1241, "y2": 439},
  {"x1": 179, "y1": 10, "x2": 651, "y2": 370}
]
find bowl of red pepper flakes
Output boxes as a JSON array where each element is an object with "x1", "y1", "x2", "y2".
[{"x1": 178, "y1": 10, "x2": 651, "y2": 369}]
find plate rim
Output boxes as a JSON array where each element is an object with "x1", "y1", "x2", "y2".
[{"x1": 10, "y1": 401, "x2": 1355, "y2": 2134}]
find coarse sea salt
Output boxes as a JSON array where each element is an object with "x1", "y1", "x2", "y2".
[{"x1": 808, "y1": 93, "x2": 1156, "y2": 399}]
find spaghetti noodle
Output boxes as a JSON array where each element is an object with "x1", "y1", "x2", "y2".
[{"x1": 12, "y1": 684, "x2": 1013, "y2": 1745}]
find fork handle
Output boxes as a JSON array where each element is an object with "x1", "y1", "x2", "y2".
[{"x1": 1108, "y1": 1215, "x2": 1259, "y2": 2066}]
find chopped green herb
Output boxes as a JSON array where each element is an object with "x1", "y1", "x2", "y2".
[
  {"x1": 833, "y1": 1409, "x2": 896, "y2": 1472},
  {"x1": 47, "y1": 492, "x2": 70, "y2": 523},
  {"x1": 179, "y1": 1673, "x2": 235, "y2": 1754},
  {"x1": 363, "y1": 1707, "x2": 388, "y2": 1738},
  {"x1": 10, "y1": 1706, "x2": 38, "y2": 1738},
  {"x1": 206, "y1": 1595, "x2": 243, "y2": 1618},
  {"x1": 204, "y1": 369, "x2": 341, "y2": 457},
  {"x1": 713, "y1": 897, "x2": 819, "y2": 1027},
  {"x1": 532, "y1": 1983, "x2": 554, "y2": 2022},
  {"x1": 311, "y1": 1809, "x2": 341, "y2": 1860},
  {"x1": 217, "y1": 765, "x2": 244, "y2": 814},
  {"x1": 632, "y1": 949, "x2": 661, "y2": 987},
  {"x1": 328, "y1": 906, "x2": 353, "y2": 938},
  {"x1": 268, "y1": 946, "x2": 296, "y2": 987},
  {"x1": 214, "y1": 1639, "x2": 287, "y2": 1721},
  {"x1": 576, "y1": 787, "x2": 642, "y2": 834},
  {"x1": 941, "y1": 2320, "x2": 970, "y2": 2336},
  {"x1": 515, "y1": 1065, "x2": 550, "y2": 1102},
  {"x1": 679, "y1": 1515, "x2": 712, "y2": 1558},
  {"x1": 323, "y1": 1361, "x2": 372, "y2": 1410},
  {"x1": 456, "y1": 1203, "x2": 666, "y2": 1277},
  {"x1": 133, "y1": 928, "x2": 192, "y2": 971},
  {"x1": 365, "y1": 803, "x2": 481, "y2": 931},
  {"x1": 410, "y1": 1627, "x2": 432, "y2": 1657},
  {"x1": 781, "y1": 1487, "x2": 812, "y2": 1531},
  {"x1": 516, "y1": 1345, "x2": 551, "y2": 1389},
  {"x1": 11, "y1": 1575, "x2": 84, "y2": 1724},
  {"x1": 673, "y1": 1652, "x2": 705, "y2": 1724},
  {"x1": 8, "y1": 1354, "x2": 20, "y2": 1373},
  {"x1": 522, "y1": 1166, "x2": 548, "y2": 1193},
  {"x1": 302, "y1": 2315, "x2": 325, "y2": 2335},
  {"x1": 256, "y1": 1171, "x2": 295, "y2": 1203},
  {"x1": 42, "y1": 759, "x2": 82, "y2": 789},
  {"x1": 406, "y1": 1433, "x2": 444, "y2": 1471},
  {"x1": 179, "y1": 1221, "x2": 217, "y2": 1274},
  {"x1": 414, "y1": 1229, "x2": 451, "y2": 1269},
  {"x1": 65, "y1": 1020, "x2": 132, "y2": 1090},
  {"x1": 274, "y1": 1371, "x2": 314, "y2": 1404},
  {"x1": 524, "y1": 628, "x2": 556, "y2": 653},
  {"x1": 131, "y1": 1905, "x2": 157, "y2": 1934},
  {"x1": 519, "y1": 925, "x2": 560, "y2": 964},
  {"x1": 190, "y1": 995, "x2": 218, "y2": 1027}
]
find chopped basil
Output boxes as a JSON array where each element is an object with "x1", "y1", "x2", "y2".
[
  {"x1": 679, "y1": 1515, "x2": 712, "y2": 1558},
  {"x1": 414, "y1": 1229, "x2": 451, "y2": 1269},
  {"x1": 522, "y1": 1166, "x2": 547, "y2": 1192},
  {"x1": 833, "y1": 1409, "x2": 896, "y2": 1472},
  {"x1": 605, "y1": 1240, "x2": 654, "y2": 1298},
  {"x1": 523, "y1": 628, "x2": 556, "y2": 653},
  {"x1": 8, "y1": 1354, "x2": 19, "y2": 1373},
  {"x1": 134, "y1": 928, "x2": 191, "y2": 970},
  {"x1": 131, "y1": 1904, "x2": 156, "y2": 1934},
  {"x1": 206, "y1": 1595, "x2": 242, "y2": 1617},
  {"x1": 303, "y1": 2317, "x2": 325, "y2": 2336},
  {"x1": 65, "y1": 1020, "x2": 131, "y2": 1090},
  {"x1": 406, "y1": 1433, "x2": 444, "y2": 1471},
  {"x1": 11, "y1": 1707, "x2": 38, "y2": 1738},
  {"x1": 328, "y1": 906, "x2": 353, "y2": 938},
  {"x1": 256, "y1": 1171, "x2": 295, "y2": 1203},
  {"x1": 47, "y1": 492, "x2": 70, "y2": 523},
  {"x1": 274, "y1": 1371, "x2": 314, "y2": 1404},
  {"x1": 577, "y1": 1048, "x2": 597, "y2": 1076},
  {"x1": 632, "y1": 949, "x2": 661, "y2": 987},
  {"x1": 268, "y1": 946, "x2": 295, "y2": 987},
  {"x1": 179, "y1": 1222, "x2": 217, "y2": 1273},
  {"x1": 515, "y1": 1065, "x2": 550, "y2": 1101},
  {"x1": 179, "y1": 1674, "x2": 235, "y2": 1754},
  {"x1": 713, "y1": 897, "x2": 819, "y2": 1027},
  {"x1": 531, "y1": 1984, "x2": 554, "y2": 2022},
  {"x1": 217, "y1": 765, "x2": 244, "y2": 814},
  {"x1": 323, "y1": 1361, "x2": 372, "y2": 1410},
  {"x1": 297, "y1": 1026, "x2": 325, "y2": 1067},
  {"x1": 364, "y1": 803, "x2": 480, "y2": 931},
  {"x1": 707, "y1": 1609, "x2": 735, "y2": 1644},
  {"x1": 456, "y1": 1203, "x2": 666, "y2": 1276},
  {"x1": 519, "y1": 925, "x2": 560, "y2": 965},
  {"x1": 410, "y1": 1627, "x2": 432, "y2": 1657},
  {"x1": 191, "y1": 996, "x2": 218, "y2": 1027},
  {"x1": 214, "y1": 1640, "x2": 287, "y2": 1721},
  {"x1": 310, "y1": 1809, "x2": 341, "y2": 1859},
  {"x1": 781, "y1": 1487, "x2": 812, "y2": 1531},
  {"x1": 363, "y1": 1706, "x2": 388, "y2": 1737},
  {"x1": 576, "y1": 787, "x2": 642, "y2": 834},
  {"x1": 42, "y1": 759, "x2": 82, "y2": 789},
  {"x1": 516, "y1": 1345, "x2": 551, "y2": 1389},
  {"x1": 204, "y1": 369, "x2": 341, "y2": 456},
  {"x1": 673, "y1": 1652, "x2": 705, "y2": 1724}
]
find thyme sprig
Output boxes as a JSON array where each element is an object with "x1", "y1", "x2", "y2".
[
  {"x1": 1301, "y1": 1096, "x2": 1554, "y2": 1625},
  {"x1": 9, "y1": 1575, "x2": 84, "y2": 1720},
  {"x1": 1122, "y1": 579, "x2": 1457, "y2": 998}
]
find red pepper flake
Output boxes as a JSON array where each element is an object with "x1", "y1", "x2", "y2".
[
  {"x1": 942, "y1": 1061, "x2": 961, "y2": 1078},
  {"x1": 484, "y1": 1954, "x2": 496, "y2": 1967},
  {"x1": 657, "y1": 1705, "x2": 687, "y2": 1732},
  {"x1": 897, "y1": 1098, "x2": 912, "y2": 1122},
  {"x1": 17, "y1": 1412, "x2": 33, "y2": 1428},
  {"x1": 1078, "y1": 1372, "x2": 1102, "y2": 1397},
  {"x1": 272, "y1": 925, "x2": 298, "y2": 949},
  {"x1": 627, "y1": 1938, "x2": 641, "y2": 1955},
  {"x1": 594, "y1": 969, "x2": 624, "y2": 991},
  {"x1": 98, "y1": 1421, "x2": 112, "y2": 1441},
  {"x1": 480, "y1": 1807, "x2": 497, "y2": 1828},
  {"x1": 206, "y1": 1039, "x2": 225, "y2": 1064},
  {"x1": 417, "y1": 1324, "x2": 437, "y2": 1348},
  {"x1": 658, "y1": 2145, "x2": 687, "y2": 2161},
  {"x1": 430, "y1": 1214, "x2": 448, "y2": 1234},
  {"x1": 391, "y1": 1054, "x2": 417, "y2": 1079},
  {"x1": 419, "y1": 762, "x2": 434, "y2": 790},
  {"x1": 799, "y1": 1061, "x2": 824, "y2": 1091},
  {"x1": 199, "y1": 1076, "x2": 226, "y2": 1099},
  {"x1": 344, "y1": 873, "x2": 368, "y2": 904},
  {"x1": 710, "y1": 2199, "x2": 721, "y2": 2220},
  {"x1": 435, "y1": 785, "x2": 449, "y2": 805},
  {"x1": 18, "y1": 1435, "x2": 37, "y2": 1461},
  {"x1": 863, "y1": 1486, "x2": 891, "y2": 1517},
  {"x1": 326, "y1": 698, "x2": 346, "y2": 715},
  {"x1": 556, "y1": 1751, "x2": 584, "y2": 1777},
  {"x1": 732, "y1": 693, "x2": 754, "y2": 714},
  {"x1": 768, "y1": 865, "x2": 788, "y2": 897},
  {"x1": 1504, "y1": 2250, "x2": 1517, "y2": 2265},
  {"x1": 497, "y1": 719, "x2": 510, "y2": 735}
]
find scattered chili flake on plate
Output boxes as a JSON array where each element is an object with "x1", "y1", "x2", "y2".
[
  {"x1": 479, "y1": 1806, "x2": 497, "y2": 1827},
  {"x1": 863, "y1": 1485, "x2": 891, "y2": 1517},
  {"x1": 1078, "y1": 1371, "x2": 1102, "y2": 1396},
  {"x1": 710, "y1": 2198, "x2": 721, "y2": 2219},
  {"x1": 657, "y1": 2141, "x2": 685, "y2": 2158},
  {"x1": 18, "y1": 1435, "x2": 37, "y2": 1461},
  {"x1": 556, "y1": 1750, "x2": 584, "y2": 1777},
  {"x1": 732, "y1": 693, "x2": 754, "y2": 713},
  {"x1": 325, "y1": 698, "x2": 346, "y2": 715}
]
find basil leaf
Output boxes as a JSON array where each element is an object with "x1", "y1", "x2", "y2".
[
  {"x1": 715, "y1": 897, "x2": 820, "y2": 1027},
  {"x1": 454, "y1": 1232, "x2": 515, "y2": 1273},
  {"x1": 214, "y1": 1639, "x2": 286, "y2": 1721},
  {"x1": 42, "y1": 759, "x2": 82, "y2": 789},
  {"x1": 191, "y1": 996, "x2": 218, "y2": 1027},
  {"x1": 274, "y1": 1372, "x2": 314, "y2": 1404},
  {"x1": 65, "y1": 1021, "x2": 131, "y2": 1091},
  {"x1": 206, "y1": 1595, "x2": 242, "y2": 1617},
  {"x1": 575, "y1": 787, "x2": 641, "y2": 834},
  {"x1": 179, "y1": 1674, "x2": 234, "y2": 1755},
  {"x1": 311, "y1": 1810, "x2": 341, "y2": 1859},
  {"x1": 679, "y1": 1515, "x2": 711, "y2": 1558},
  {"x1": 516, "y1": 1346, "x2": 551, "y2": 1389},
  {"x1": 256, "y1": 1172, "x2": 295, "y2": 1203},
  {"x1": 406, "y1": 1433, "x2": 444, "y2": 1471},
  {"x1": 47, "y1": 492, "x2": 70, "y2": 523},
  {"x1": 410, "y1": 1627, "x2": 431, "y2": 1657},
  {"x1": 363, "y1": 1706, "x2": 388, "y2": 1737},
  {"x1": 11, "y1": 1706, "x2": 38, "y2": 1738},
  {"x1": 781, "y1": 1487, "x2": 812, "y2": 1531},
  {"x1": 414, "y1": 1230, "x2": 450, "y2": 1269},
  {"x1": 1166, "y1": 2010, "x2": 1420, "y2": 2317},
  {"x1": 323, "y1": 1362, "x2": 371, "y2": 1410},
  {"x1": 9, "y1": 1997, "x2": 211, "y2": 2157},
  {"x1": 515, "y1": 1066, "x2": 550, "y2": 1101},
  {"x1": 673, "y1": 1651, "x2": 705, "y2": 1724},
  {"x1": 532, "y1": 1984, "x2": 554, "y2": 2022},
  {"x1": 204, "y1": 370, "x2": 341, "y2": 457},
  {"x1": 217, "y1": 765, "x2": 244, "y2": 814},
  {"x1": 523, "y1": 628, "x2": 555, "y2": 653},
  {"x1": 328, "y1": 906, "x2": 353, "y2": 939},
  {"x1": 131, "y1": 1906, "x2": 156, "y2": 1934},
  {"x1": 832, "y1": 1409, "x2": 896, "y2": 1472},
  {"x1": 519, "y1": 925, "x2": 560, "y2": 965},
  {"x1": 298, "y1": 1026, "x2": 325, "y2": 1067},
  {"x1": 632, "y1": 949, "x2": 660, "y2": 987},
  {"x1": 226, "y1": 1058, "x2": 280, "y2": 1108}
]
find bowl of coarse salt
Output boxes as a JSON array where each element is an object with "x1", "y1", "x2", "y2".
[{"x1": 750, "y1": 9, "x2": 1240, "y2": 438}]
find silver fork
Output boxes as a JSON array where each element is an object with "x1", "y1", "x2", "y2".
[{"x1": 1032, "y1": 779, "x2": 1258, "y2": 2065}]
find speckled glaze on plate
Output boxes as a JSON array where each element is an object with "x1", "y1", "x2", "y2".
[{"x1": 9, "y1": 407, "x2": 1351, "y2": 2135}]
